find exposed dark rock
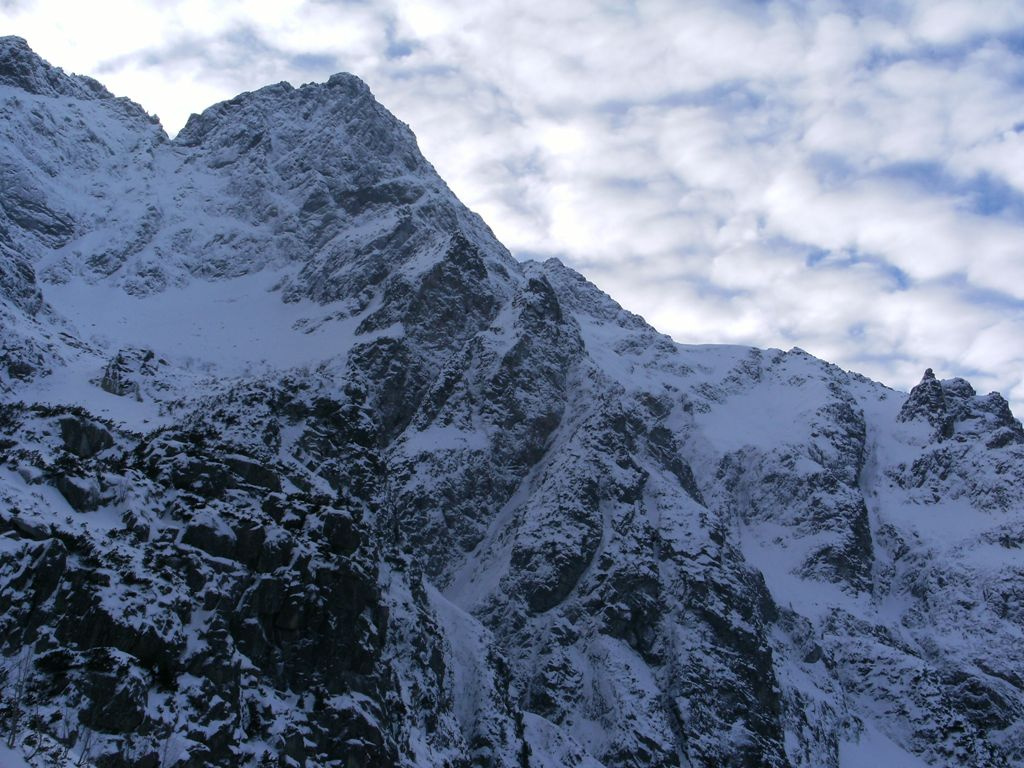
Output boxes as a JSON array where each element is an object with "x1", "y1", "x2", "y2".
[
  {"x1": 98, "y1": 348, "x2": 161, "y2": 398},
  {"x1": 59, "y1": 415, "x2": 114, "y2": 459},
  {"x1": 181, "y1": 519, "x2": 237, "y2": 560},
  {"x1": 54, "y1": 473, "x2": 100, "y2": 511},
  {"x1": 79, "y1": 651, "x2": 149, "y2": 734},
  {"x1": 898, "y1": 368, "x2": 949, "y2": 429},
  {"x1": 224, "y1": 455, "x2": 282, "y2": 492},
  {"x1": 10, "y1": 514, "x2": 50, "y2": 540}
]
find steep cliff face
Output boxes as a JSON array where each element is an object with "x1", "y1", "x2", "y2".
[{"x1": 1, "y1": 37, "x2": 1023, "y2": 768}]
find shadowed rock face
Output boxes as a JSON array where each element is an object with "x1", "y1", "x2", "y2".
[{"x1": 3, "y1": 38, "x2": 1024, "y2": 768}]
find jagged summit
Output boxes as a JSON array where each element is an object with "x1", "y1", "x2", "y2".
[
  {"x1": 0, "y1": 35, "x2": 104, "y2": 98},
  {"x1": 0, "y1": 35, "x2": 156, "y2": 121},
  {"x1": 175, "y1": 71, "x2": 379, "y2": 146},
  {"x1": 0, "y1": 38, "x2": 519, "y2": 393},
  {"x1": 2, "y1": 40, "x2": 1024, "y2": 768},
  {"x1": 899, "y1": 367, "x2": 1023, "y2": 446}
]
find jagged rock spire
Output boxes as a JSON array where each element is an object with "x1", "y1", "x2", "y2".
[{"x1": 898, "y1": 368, "x2": 951, "y2": 432}]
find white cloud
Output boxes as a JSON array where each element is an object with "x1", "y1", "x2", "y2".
[{"x1": 909, "y1": 0, "x2": 1024, "y2": 46}]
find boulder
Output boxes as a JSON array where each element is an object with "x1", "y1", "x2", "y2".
[
  {"x1": 55, "y1": 473, "x2": 100, "y2": 512},
  {"x1": 59, "y1": 415, "x2": 114, "y2": 459}
]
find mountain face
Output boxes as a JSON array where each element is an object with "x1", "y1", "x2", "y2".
[{"x1": 1, "y1": 36, "x2": 1023, "y2": 768}]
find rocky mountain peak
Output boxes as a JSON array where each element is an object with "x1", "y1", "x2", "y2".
[
  {"x1": 897, "y1": 367, "x2": 950, "y2": 430},
  {"x1": 175, "y1": 69, "x2": 413, "y2": 163},
  {"x1": 0, "y1": 35, "x2": 114, "y2": 103},
  {"x1": 898, "y1": 368, "x2": 1024, "y2": 447},
  {"x1": 2, "y1": 39, "x2": 1024, "y2": 768}
]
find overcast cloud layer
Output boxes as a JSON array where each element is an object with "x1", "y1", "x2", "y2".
[{"x1": 4, "y1": 0, "x2": 1024, "y2": 411}]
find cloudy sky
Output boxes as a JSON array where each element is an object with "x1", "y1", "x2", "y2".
[{"x1": 4, "y1": 0, "x2": 1024, "y2": 410}]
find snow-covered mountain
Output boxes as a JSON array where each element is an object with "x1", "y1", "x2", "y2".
[{"x1": 1, "y1": 36, "x2": 1023, "y2": 768}]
